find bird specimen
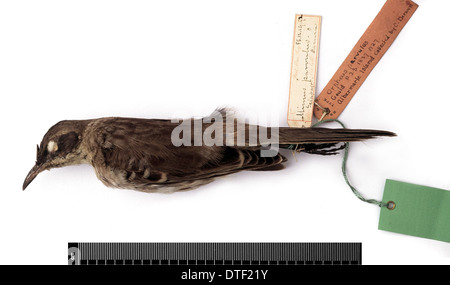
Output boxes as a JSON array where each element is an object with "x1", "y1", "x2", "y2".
[{"x1": 23, "y1": 109, "x2": 395, "y2": 192}]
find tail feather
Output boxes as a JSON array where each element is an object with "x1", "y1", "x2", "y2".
[
  {"x1": 278, "y1": 127, "x2": 396, "y2": 145},
  {"x1": 209, "y1": 108, "x2": 395, "y2": 146}
]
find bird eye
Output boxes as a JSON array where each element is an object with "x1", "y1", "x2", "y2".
[{"x1": 47, "y1": 141, "x2": 58, "y2": 153}]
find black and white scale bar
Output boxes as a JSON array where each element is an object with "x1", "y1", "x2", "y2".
[{"x1": 68, "y1": 243, "x2": 361, "y2": 265}]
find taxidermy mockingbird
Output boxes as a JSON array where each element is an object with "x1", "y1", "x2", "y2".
[{"x1": 23, "y1": 109, "x2": 395, "y2": 192}]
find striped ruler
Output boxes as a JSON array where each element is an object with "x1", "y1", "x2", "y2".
[{"x1": 68, "y1": 242, "x2": 361, "y2": 265}]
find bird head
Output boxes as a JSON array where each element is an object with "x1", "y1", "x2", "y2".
[{"x1": 23, "y1": 120, "x2": 91, "y2": 190}]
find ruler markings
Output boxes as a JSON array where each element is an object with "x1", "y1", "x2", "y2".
[{"x1": 70, "y1": 242, "x2": 361, "y2": 265}]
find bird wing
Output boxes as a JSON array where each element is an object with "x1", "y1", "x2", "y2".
[{"x1": 86, "y1": 117, "x2": 285, "y2": 189}]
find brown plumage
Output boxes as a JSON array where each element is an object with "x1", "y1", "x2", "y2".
[{"x1": 23, "y1": 109, "x2": 395, "y2": 192}]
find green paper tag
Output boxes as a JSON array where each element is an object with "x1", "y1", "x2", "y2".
[{"x1": 378, "y1": 179, "x2": 450, "y2": 243}]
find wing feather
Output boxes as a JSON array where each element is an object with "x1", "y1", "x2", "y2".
[{"x1": 86, "y1": 116, "x2": 285, "y2": 191}]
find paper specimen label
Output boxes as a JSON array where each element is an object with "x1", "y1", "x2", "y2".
[
  {"x1": 314, "y1": 0, "x2": 418, "y2": 120},
  {"x1": 287, "y1": 14, "x2": 321, "y2": 128},
  {"x1": 379, "y1": 179, "x2": 450, "y2": 243}
]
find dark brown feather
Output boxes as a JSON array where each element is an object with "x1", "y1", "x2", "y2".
[
  {"x1": 24, "y1": 109, "x2": 395, "y2": 193},
  {"x1": 81, "y1": 113, "x2": 394, "y2": 192}
]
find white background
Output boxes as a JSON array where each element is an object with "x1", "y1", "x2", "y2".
[{"x1": 1, "y1": 0, "x2": 449, "y2": 265}]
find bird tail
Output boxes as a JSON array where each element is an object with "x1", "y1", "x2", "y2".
[
  {"x1": 203, "y1": 108, "x2": 395, "y2": 154},
  {"x1": 277, "y1": 127, "x2": 396, "y2": 155},
  {"x1": 278, "y1": 127, "x2": 396, "y2": 145}
]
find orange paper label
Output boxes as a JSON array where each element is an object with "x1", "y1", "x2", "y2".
[{"x1": 314, "y1": 0, "x2": 418, "y2": 120}]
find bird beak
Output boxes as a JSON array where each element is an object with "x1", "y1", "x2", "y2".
[{"x1": 23, "y1": 163, "x2": 44, "y2": 191}]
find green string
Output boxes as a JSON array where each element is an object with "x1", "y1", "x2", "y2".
[{"x1": 312, "y1": 119, "x2": 388, "y2": 208}]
